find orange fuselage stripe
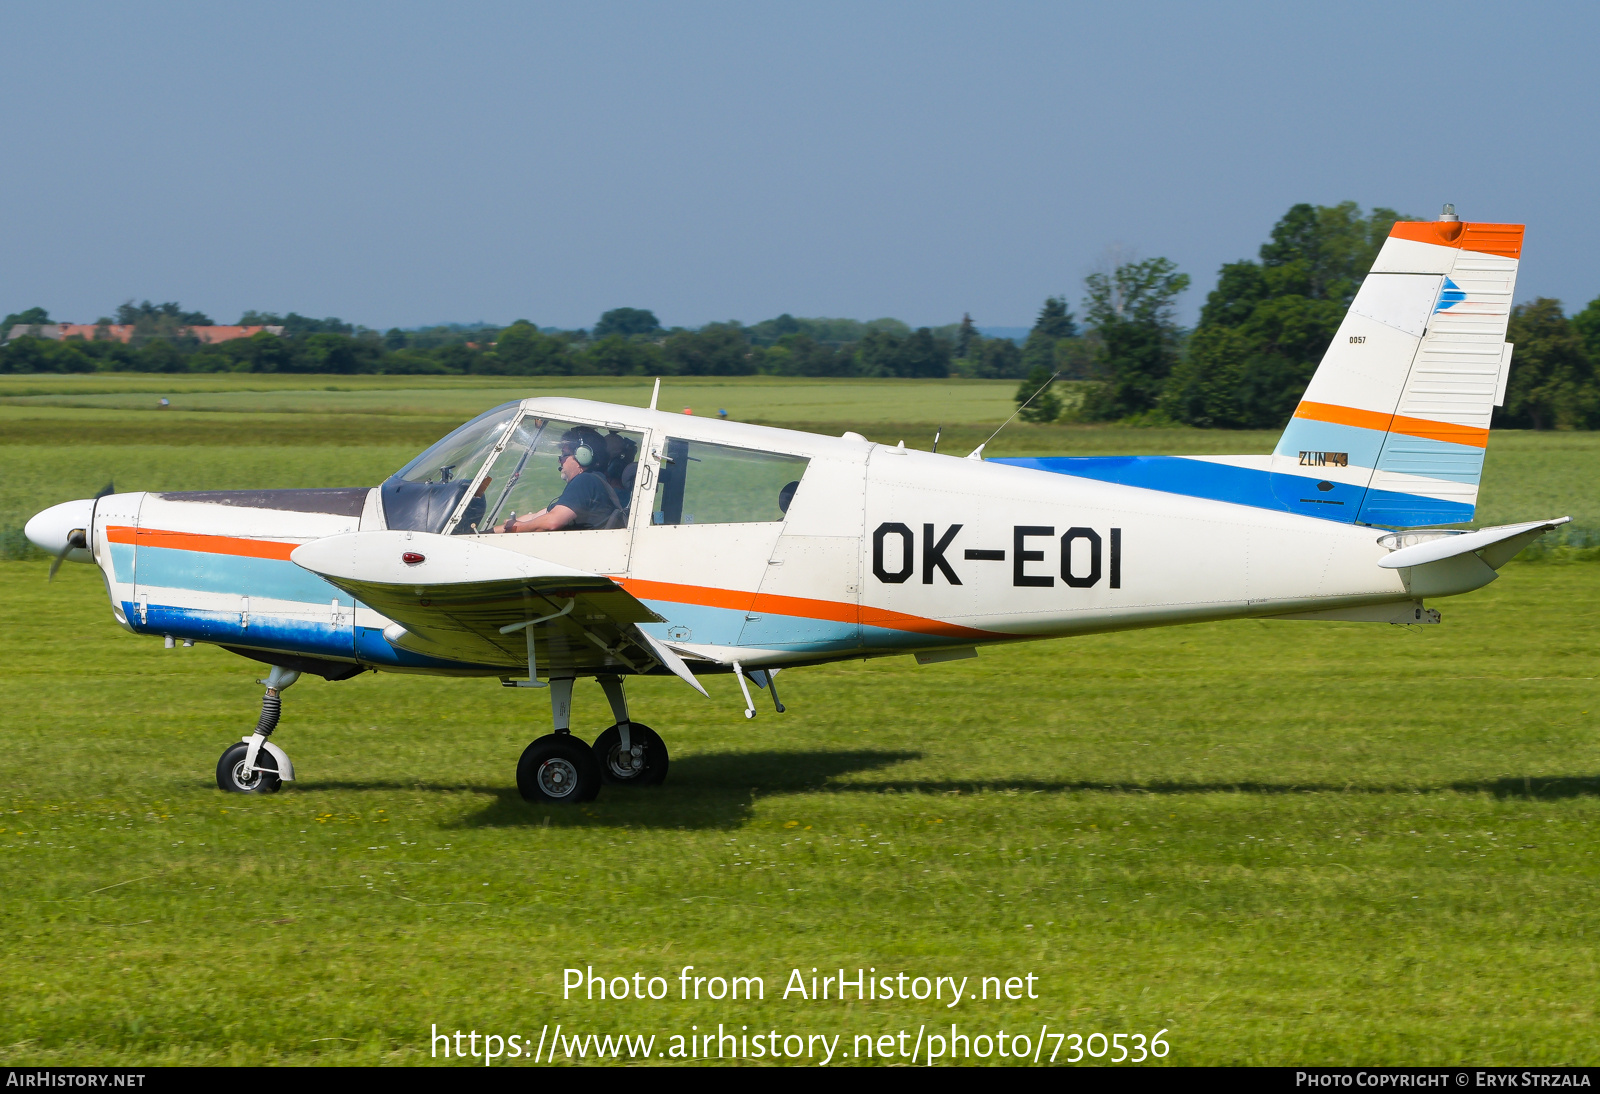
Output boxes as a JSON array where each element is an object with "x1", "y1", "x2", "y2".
[
  {"x1": 1293, "y1": 401, "x2": 1489, "y2": 449},
  {"x1": 107, "y1": 526, "x2": 300, "y2": 560},
  {"x1": 108, "y1": 529, "x2": 993, "y2": 640},
  {"x1": 617, "y1": 577, "x2": 997, "y2": 639}
]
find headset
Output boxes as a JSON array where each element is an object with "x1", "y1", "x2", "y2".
[{"x1": 560, "y1": 429, "x2": 602, "y2": 469}]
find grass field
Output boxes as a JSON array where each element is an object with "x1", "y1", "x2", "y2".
[{"x1": 2, "y1": 374, "x2": 1598, "y2": 1066}]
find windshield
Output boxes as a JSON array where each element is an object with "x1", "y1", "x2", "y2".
[
  {"x1": 390, "y1": 402, "x2": 520, "y2": 485},
  {"x1": 381, "y1": 402, "x2": 521, "y2": 533}
]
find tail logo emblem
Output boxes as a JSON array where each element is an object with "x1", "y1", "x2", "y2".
[{"x1": 1433, "y1": 277, "x2": 1466, "y2": 313}]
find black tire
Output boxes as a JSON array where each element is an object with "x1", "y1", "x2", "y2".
[
  {"x1": 216, "y1": 741, "x2": 282, "y2": 794},
  {"x1": 517, "y1": 734, "x2": 602, "y2": 804},
  {"x1": 592, "y1": 722, "x2": 669, "y2": 786}
]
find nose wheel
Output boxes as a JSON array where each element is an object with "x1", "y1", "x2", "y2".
[
  {"x1": 216, "y1": 741, "x2": 282, "y2": 794},
  {"x1": 592, "y1": 722, "x2": 669, "y2": 786}
]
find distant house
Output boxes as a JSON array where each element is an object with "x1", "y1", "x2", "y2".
[{"x1": 4, "y1": 323, "x2": 284, "y2": 344}]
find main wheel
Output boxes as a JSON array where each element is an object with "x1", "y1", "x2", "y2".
[
  {"x1": 517, "y1": 734, "x2": 602, "y2": 804},
  {"x1": 592, "y1": 722, "x2": 669, "y2": 786},
  {"x1": 216, "y1": 741, "x2": 282, "y2": 794}
]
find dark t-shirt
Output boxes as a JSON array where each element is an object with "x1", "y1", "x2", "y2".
[{"x1": 549, "y1": 472, "x2": 621, "y2": 530}]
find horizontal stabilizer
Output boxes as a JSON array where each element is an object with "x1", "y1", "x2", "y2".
[{"x1": 1378, "y1": 517, "x2": 1570, "y2": 570}]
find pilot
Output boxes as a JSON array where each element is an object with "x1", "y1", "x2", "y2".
[
  {"x1": 493, "y1": 427, "x2": 622, "y2": 533},
  {"x1": 456, "y1": 474, "x2": 492, "y2": 534}
]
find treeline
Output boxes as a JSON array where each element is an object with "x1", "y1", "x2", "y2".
[
  {"x1": 0, "y1": 301, "x2": 1041, "y2": 381},
  {"x1": 6, "y1": 203, "x2": 1600, "y2": 429}
]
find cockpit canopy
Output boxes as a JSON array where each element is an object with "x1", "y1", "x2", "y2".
[{"x1": 381, "y1": 403, "x2": 644, "y2": 534}]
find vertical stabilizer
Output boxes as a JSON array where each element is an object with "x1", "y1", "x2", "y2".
[{"x1": 1271, "y1": 210, "x2": 1522, "y2": 527}]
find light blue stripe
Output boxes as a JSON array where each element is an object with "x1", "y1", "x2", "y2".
[
  {"x1": 1371, "y1": 437, "x2": 1485, "y2": 485},
  {"x1": 110, "y1": 542, "x2": 135, "y2": 584},
  {"x1": 1273, "y1": 418, "x2": 1388, "y2": 465},
  {"x1": 638, "y1": 599, "x2": 863, "y2": 653},
  {"x1": 134, "y1": 546, "x2": 353, "y2": 605}
]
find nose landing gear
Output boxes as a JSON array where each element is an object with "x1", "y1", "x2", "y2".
[{"x1": 216, "y1": 666, "x2": 299, "y2": 794}]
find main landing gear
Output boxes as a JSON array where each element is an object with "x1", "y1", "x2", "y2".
[
  {"x1": 515, "y1": 674, "x2": 669, "y2": 805},
  {"x1": 217, "y1": 666, "x2": 299, "y2": 794}
]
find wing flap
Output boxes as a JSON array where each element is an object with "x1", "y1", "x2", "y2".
[{"x1": 292, "y1": 531, "x2": 664, "y2": 672}]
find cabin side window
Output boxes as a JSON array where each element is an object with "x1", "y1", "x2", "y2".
[{"x1": 651, "y1": 439, "x2": 808, "y2": 526}]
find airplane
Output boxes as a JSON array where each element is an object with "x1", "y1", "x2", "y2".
[{"x1": 26, "y1": 208, "x2": 1566, "y2": 805}]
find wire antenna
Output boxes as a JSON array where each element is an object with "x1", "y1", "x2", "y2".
[{"x1": 967, "y1": 372, "x2": 1059, "y2": 459}]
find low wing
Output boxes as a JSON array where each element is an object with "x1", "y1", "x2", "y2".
[{"x1": 291, "y1": 531, "x2": 671, "y2": 677}]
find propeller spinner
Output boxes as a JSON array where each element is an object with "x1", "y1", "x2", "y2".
[{"x1": 26, "y1": 496, "x2": 100, "y2": 580}]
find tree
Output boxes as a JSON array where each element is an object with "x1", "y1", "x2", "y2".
[
  {"x1": 661, "y1": 323, "x2": 756, "y2": 375},
  {"x1": 491, "y1": 320, "x2": 570, "y2": 375},
  {"x1": 1498, "y1": 299, "x2": 1599, "y2": 430},
  {"x1": 1162, "y1": 201, "x2": 1410, "y2": 428},
  {"x1": 1079, "y1": 257, "x2": 1189, "y2": 420},
  {"x1": 579, "y1": 335, "x2": 661, "y2": 376},
  {"x1": 593, "y1": 308, "x2": 661, "y2": 340},
  {"x1": 766, "y1": 333, "x2": 851, "y2": 377},
  {"x1": 956, "y1": 313, "x2": 977, "y2": 359},
  {"x1": 975, "y1": 337, "x2": 1024, "y2": 379},
  {"x1": 1020, "y1": 296, "x2": 1078, "y2": 374},
  {"x1": 117, "y1": 300, "x2": 212, "y2": 327},
  {"x1": 854, "y1": 327, "x2": 949, "y2": 378},
  {"x1": 0, "y1": 335, "x2": 93, "y2": 373},
  {"x1": 136, "y1": 338, "x2": 186, "y2": 373},
  {"x1": 384, "y1": 328, "x2": 408, "y2": 350},
  {"x1": 1572, "y1": 295, "x2": 1600, "y2": 366},
  {"x1": 1015, "y1": 365, "x2": 1061, "y2": 422},
  {"x1": 2, "y1": 306, "x2": 50, "y2": 333}
]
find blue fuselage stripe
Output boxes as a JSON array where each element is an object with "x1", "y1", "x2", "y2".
[{"x1": 990, "y1": 455, "x2": 1475, "y2": 527}]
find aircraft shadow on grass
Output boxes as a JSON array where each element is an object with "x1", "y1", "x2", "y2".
[
  {"x1": 304, "y1": 749, "x2": 922, "y2": 830},
  {"x1": 458, "y1": 748, "x2": 922, "y2": 830},
  {"x1": 304, "y1": 755, "x2": 1600, "y2": 831}
]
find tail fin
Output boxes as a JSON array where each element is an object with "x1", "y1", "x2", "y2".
[{"x1": 1272, "y1": 212, "x2": 1523, "y2": 527}]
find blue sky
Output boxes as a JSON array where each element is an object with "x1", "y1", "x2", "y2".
[{"x1": 2, "y1": 1, "x2": 1595, "y2": 331}]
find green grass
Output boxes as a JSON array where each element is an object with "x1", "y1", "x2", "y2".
[
  {"x1": 2, "y1": 560, "x2": 1597, "y2": 1065},
  {"x1": 2, "y1": 373, "x2": 1598, "y2": 1066}
]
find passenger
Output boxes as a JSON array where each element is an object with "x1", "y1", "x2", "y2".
[
  {"x1": 603, "y1": 432, "x2": 639, "y2": 498},
  {"x1": 778, "y1": 479, "x2": 800, "y2": 515},
  {"x1": 493, "y1": 428, "x2": 624, "y2": 533}
]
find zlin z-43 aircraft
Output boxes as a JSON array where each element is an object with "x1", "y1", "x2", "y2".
[{"x1": 27, "y1": 209, "x2": 1568, "y2": 804}]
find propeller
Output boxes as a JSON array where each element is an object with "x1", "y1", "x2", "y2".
[
  {"x1": 47, "y1": 528, "x2": 88, "y2": 582},
  {"x1": 95, "y1": 480, "x2": 115, "y2": 499}
]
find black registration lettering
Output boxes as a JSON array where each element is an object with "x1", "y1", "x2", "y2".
[
  {"x1": 872, "y1": 522, "x2": 914, "y2": 583},
  {"x1": 1013, "y1": 526, "x2": 1054, "y2": 587},
  {"x1": 922, "y1": 523, "x2": 962, "y2": 585},
  {"x1": 1060, "y1": 527, "x2": 1102, "y2": 588}
]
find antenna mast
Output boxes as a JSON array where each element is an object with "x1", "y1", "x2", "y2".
[{"x1": 967, "y1": 372, "x2": 1059, "y2": 460}]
